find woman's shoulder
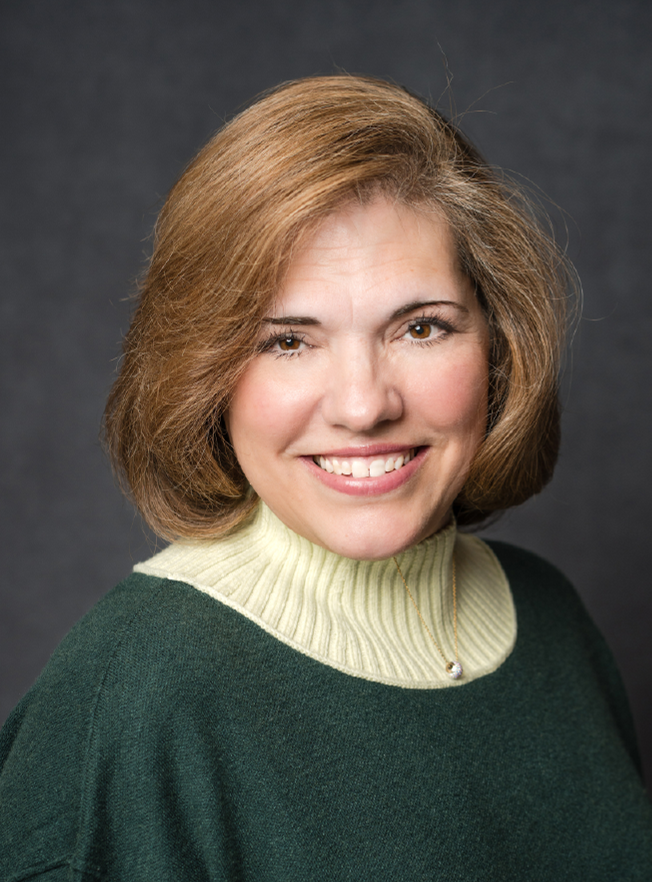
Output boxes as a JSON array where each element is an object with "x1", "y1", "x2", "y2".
[
  {"x1": 3, "y1": 571, "x2": 247, "y2": 729},
  {"x1": 484, "y1": 539, "x2": 641, "y2": 766},
  {"x1": 0, "y1": 572, "x2": 251, "y2": 879},
  {"x1": 0, "y1": 572, "x2": 251, "y2": 778},
  {"x1": 484, "y1": 538, "x2": 612, "y2": 650}
]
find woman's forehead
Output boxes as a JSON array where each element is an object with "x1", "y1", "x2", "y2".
[{"x1": 270, "y1": 197, "x2": 470, "y2": 318}]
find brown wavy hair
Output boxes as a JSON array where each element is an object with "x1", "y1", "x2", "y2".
[{"x1": 104, "y1": 74, "x2": 574, "y2": 539}]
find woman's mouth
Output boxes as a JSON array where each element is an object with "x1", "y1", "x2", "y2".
[{"x1": 313, "y1": 448, "x2": 416, "y2": 478}]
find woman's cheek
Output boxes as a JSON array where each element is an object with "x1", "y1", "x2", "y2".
[
  {"x1": 410, "y1": 352, "x2": 488, "y2": 434},
  {"x1": 228, "y1": 361, "x2": 313, "y2": 457}
]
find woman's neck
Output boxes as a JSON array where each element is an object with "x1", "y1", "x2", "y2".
[{"x1": 134, "y1": 502, "x2": 516, "y2": 688}]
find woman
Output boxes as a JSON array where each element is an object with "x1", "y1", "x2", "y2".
[{"x1": 1, "y1": 75, "x2": 651, "y2": 880}]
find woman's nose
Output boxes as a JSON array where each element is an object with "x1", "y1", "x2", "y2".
[{"x1": 321, "y1": 344, "x2": 403, "y2": 432}]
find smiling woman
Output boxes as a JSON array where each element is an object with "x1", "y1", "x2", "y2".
[
  {"x1": 227, "y1": 199, "x2": 489, "y2": 560},
  {"x1": 102, "y1": 76, "x2": 564, "y2": 541},
  {"x1": 1, "y1": 76, "x2": 651, "y2": 881}
]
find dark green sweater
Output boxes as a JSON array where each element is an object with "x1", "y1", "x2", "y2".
[{"x1": 1, "y1": 542, "x2": 651, "y2": 881}]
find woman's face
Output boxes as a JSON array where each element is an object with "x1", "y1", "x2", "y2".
[{"x1": 227, "y1": 197, "x2": 489, "y2": 560}]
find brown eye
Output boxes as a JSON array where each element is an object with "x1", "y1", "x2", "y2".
[
  {"x1": 279, "y1": 336, "x2": 301, "y2": 351},
  {"x1": 409, "y1": 323, "x2": 432, "y2": 340}
]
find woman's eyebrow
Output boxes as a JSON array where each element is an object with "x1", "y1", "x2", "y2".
[
  {"x1": 263, "y1": 316, "x2": 321, "y2": 325},
  {"x1": 391, "y1": 299, "x2": 470, "y2": 319},
  {"x1": 262, "y1": 300, "x2": 468, "y2": 326}
]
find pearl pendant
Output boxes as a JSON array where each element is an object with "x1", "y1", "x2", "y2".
[{"x1": 446, "y1": 661, "x2": 463, "y2": 680}]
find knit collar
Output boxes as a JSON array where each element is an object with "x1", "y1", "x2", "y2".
[{"x1": 134, "y1": 502, "x2": 516, "y2": 688}]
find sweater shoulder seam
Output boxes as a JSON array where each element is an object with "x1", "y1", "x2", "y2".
[{"x1": 72, "y1": 574, "x2": 171, "y2": 871}]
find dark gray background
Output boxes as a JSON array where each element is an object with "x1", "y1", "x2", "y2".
[{"x1": 2, "y1": 0, "x2": 651, "y2": 786}]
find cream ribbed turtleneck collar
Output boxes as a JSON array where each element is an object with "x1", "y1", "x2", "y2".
[{"x1": 134, "y1": 503, "x2": 516, "y2": 688}]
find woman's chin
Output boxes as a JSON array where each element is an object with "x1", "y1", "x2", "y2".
[{"x1": 288, "y1": 511, "x2": 448, "y2": 562}]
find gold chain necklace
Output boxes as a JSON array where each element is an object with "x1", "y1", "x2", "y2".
[{"x1": 392, "y1": 556, "x2": 463, "y2": 680}]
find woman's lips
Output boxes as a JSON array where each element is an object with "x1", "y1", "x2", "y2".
[
  {"x1": 313, "y1": 448, "x2": 415, "y2": 478},
  {"x1": 302, "y1": 446, "x2": 426, "y2": 496}
]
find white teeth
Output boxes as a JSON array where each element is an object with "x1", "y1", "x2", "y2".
[{"x1": 315, "y1": 449, "x2": 415, "y2": 478}]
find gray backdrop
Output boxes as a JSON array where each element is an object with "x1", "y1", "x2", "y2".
[{"x1": 2, "y1": 0, "x2": 651, "y2": 786}]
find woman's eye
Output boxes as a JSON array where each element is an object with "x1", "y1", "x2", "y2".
[
  {"x1": 278, "y1": 336, "x2": 302, "y2": 352},
  {"x1": 403, "y1": 317, "x2": 454, "y2": 343},
  {"x1": 408, "y1": 323, "x2": 432, "y2": 340},
  {"x1": 261, "y1": 333, "x2": 306, "y2": 355}
]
